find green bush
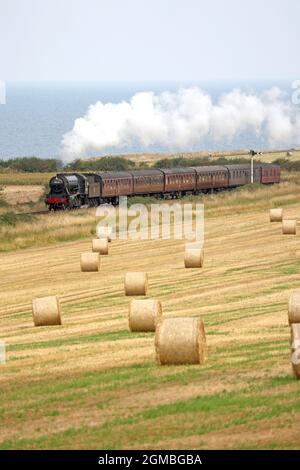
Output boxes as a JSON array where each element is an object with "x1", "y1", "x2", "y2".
[
  {"x1": 0, "y1": 157, "x2": 62, "y2": 173},
  {"x1": 273, "y1": 159, "x2": 300, "y2": 172},
  {"x1": 0, "y1": 195, "x2": 8, "y2": 207},
  {"x1": 0, "y1": 212, "x2": 35, "y2": 226},
  {"x1": 64, "y1": 156, "x2": 137, "y2": 172},
  {"x1": 153, "y1": 156, "x2": 257, "y2": 168}
]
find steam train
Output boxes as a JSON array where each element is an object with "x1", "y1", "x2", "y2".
[{"x1": 45, "y1": 163, "x2": 280, "y2": 210}]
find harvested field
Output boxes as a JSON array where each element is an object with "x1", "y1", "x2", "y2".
[
  {"x1": 0, "y1": 179, "x2": 300, "y2": 449},
  {"x1": 2, "y1": 185, "x2": 45, "y2": 205}
]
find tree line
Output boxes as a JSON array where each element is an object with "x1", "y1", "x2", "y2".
[{"x1": 0, "y1": 155, "x2": 297, "y2": 173}]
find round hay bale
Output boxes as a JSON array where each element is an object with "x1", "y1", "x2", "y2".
[
  {"x1": 80, "y1": 252, "x2": 100, "y2": 272},
  {"x1": 270, "y1": 208, "x2": 283, "y2": 223},
  {"x1": 92, "y1": 238, "x2": 108, "y2": 255},
  {"x1": 291, "y1": 348, "x2": 300, "y2": 379},
  {"x1": 184, "y1": 248, "x2": 204, "y2": 268},
  {"x1": 97, "y1": 226, "x2": 112, "y2": 242},
  {"x1": 282, "y1": 220, "x2": 297, "y2": 235},
  {"x1": 288, "y1": 293, "x2": 300, "y2": 324},
  {"x1": 124, "y1": 272, "x2": 148, "y2": 296},
  {"x1": 32, "y1": 296, "x2": 62, "y2": 327},
  {"x1": 155, "y1": 317, "x2": 207, "y2": 365},
  {"x1": 129, "y1": 299, "x2": 162, "y2": 332}
]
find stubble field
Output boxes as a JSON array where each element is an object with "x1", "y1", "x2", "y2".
[{"x1": 0, "y1": 175, "x2": 300, "y2": 449}]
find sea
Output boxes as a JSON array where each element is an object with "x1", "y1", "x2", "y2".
[{"x1": 0, "y1": 80, "x2": 295, "y2": 162}]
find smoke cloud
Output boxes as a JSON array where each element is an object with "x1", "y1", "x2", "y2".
[{"x1": 61, "y1": 86, "x2": 300, "y2": 160}]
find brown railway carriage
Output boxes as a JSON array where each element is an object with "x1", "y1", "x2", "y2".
[
  {"x1": 225, "y1": 164, "x2": 260, "y2": 186},
  {"x1": 130, "y1": 169, "x2": 164, "y2": 195},
  {"x1": 161, "y1": 168, "x2": 196, "y2": 194},
  {"x1": 99, "y1": 171, "x2": 133, "y2": 198},
  {"x1": 261, "y1": 164, "x2": 280, "y2": 184},
  {"x1": 192, "y1": 166, "x2": 229, "y2": 191}
]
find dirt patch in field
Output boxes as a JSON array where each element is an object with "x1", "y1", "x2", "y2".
[{"x1": 2, "y1": 185, "x2": 45, "y2": 205}]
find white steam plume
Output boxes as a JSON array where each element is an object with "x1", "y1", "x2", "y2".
[{"x1": 60, "y1": 86, "x2": 300, "y2": 160}]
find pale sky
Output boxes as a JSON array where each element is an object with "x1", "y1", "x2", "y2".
[{"x1": 0, "y1": 0, "x2": 299, "y2": 81}]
